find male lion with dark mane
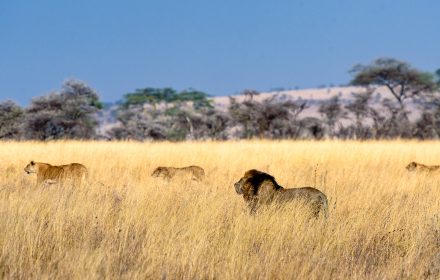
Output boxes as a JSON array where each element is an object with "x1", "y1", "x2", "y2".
[
  {"x1": 234, "y1": 169, "x2": 328, "y2": 217},
  {"x1": 24, "y1": 161, "x2": 88, "y2": 186},
  {"x1": 406, "y1": 161, "x2": 440, "y2": 173},
  {"x1": 151, "y1": 166, "x2": 205, "y2": 181}
]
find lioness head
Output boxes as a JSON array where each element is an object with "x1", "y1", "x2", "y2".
[
  {"x1": 406, "y1": 161, "x2": 417, "y2": 171},
  {"x1": 24, "y1": 161, "x2": 37, "y2": 174},
  {"x1": 151, "y1": 167, "x2": 170, "y2": 178}
]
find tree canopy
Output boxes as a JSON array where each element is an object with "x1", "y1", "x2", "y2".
[
  {"x1": 122, "y1": 87, "x2": 212, "y2": 109},
  {"x1": 0, "y1": 100, "x2": 24, "y2": 139},
  {"x1": 350, "y1": 58, "x2": 437, "y2": 107},
  {"x1": 24, "y1": 79, "x2": 102, "y2": 140}
]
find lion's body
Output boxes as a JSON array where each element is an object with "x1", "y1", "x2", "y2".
[
  {"x1": 151, "y1": 166, "x2": 205, "y2": 181},
  {"x1": 276, "y1": 187, "x2": 329, "y2": 217},
  {"x1": 234, "y1": 169, "x2": 328, "y2": 217},
  {"x1": 406, "y1": 161, "x2": 440, "y2": 173},
  {"x1": 24, "y1": 161, "x2": 88, "y2": 186}
]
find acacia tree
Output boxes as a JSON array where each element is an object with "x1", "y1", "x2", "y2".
[
  {"x1": 108, "y1": 105, "x2": 168, "y2": 140},
  {"x1": 0, "y1": 100, "x2": 24, "y2": 139},
  {"x1": 228, "y1": 90, "x2": 306, "y2": 139},
  {"x1": 367, "y1": 98, "x2": 413, "y2": 139},
  {"x1": 163, "y1": 106, "x2": 229, "y2": 141},
  {"x1": 344, "y1": 91, "x2": 374, "y2": 139},
  {"x1": 25, "y1": 79, "x2": 102, "y2": 140},
  {"x1": 110, "y1": 87, "x2": 221, "y2": 141},
  {"x1": 122, "y1": 88, "x2": 212, "y2": 110},
  {"x1": 122, "y1": 87, "x2": 178, "y2": 110},
  {"x1": 413, "y1": 112, "x2": 440, "y2": 139},
  {"x1": 299, "y1": 117, "x2": 325, "y2": 139},
  {"x1": 350, "y1": 58, "x2": 437, "y2": 108},
  {"x1": 412, "y1": 70, "x2": 440, "y2": 139},
  {"x1": 175, "y1": 89, "x2": 213, "y2": 110},
  {"x1": 318, "y1": 96, "x2": 347, "y2": 137},
  {"x1": 202, "y1": 109, "x2": 230, "y2": 140},
  {"x1": 242, "y1": 89, "x2": 260, "y2": 101}
]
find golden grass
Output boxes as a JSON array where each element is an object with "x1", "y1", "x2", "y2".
[{"x1": 1, "y1": 140, "x2": 440, "y2": 279}]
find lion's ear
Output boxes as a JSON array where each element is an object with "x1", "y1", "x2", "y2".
[{"x1": 30, "y1": 161, "x2": 35, "y2": 165}]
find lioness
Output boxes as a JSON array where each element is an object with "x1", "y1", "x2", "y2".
[
  {"x1": 24, "y1": 161, "x2": 88, "y2": 186},
  {"x1": 406, "y1": 161, "x2": 440, "y2": 172},
  {"x1": 151, "y1": 166, "x2": 205, "y2": 181},
  {"x1": 234, "y1": 169, "x2": 328, "y2": 217}
]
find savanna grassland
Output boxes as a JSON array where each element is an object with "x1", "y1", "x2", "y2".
[{"x1": 1, "y1": 141, "x2": 440, "y2": 279}]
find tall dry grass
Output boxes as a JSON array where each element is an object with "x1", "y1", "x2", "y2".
[{"x1": 1, "y1": 140, "x2": 440, "y2": 279}]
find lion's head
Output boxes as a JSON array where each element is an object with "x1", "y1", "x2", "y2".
[
  {"x1": 24, "y1": 161, "x2": 37, "y2": 174},
  {"x1": 151, "y1": 167, "x2": 170, "y2": 178},
  {"x1": 234, "y1": 177, "x2": 245, "y2": 194},
  {"x1": 234, "y1": 169, "x2": 282, "y2": 201},
  {"x1": 406, "y1": 161, "x2": 417, "y2": 171}
]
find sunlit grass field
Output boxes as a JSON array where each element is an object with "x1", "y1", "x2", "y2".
[{"x1": 1, "y1": 140, "x2": 440, "y2": 279}]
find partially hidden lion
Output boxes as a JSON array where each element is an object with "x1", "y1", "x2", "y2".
[
  {"x1": 24, "y1": 161, "x2": 88, "y2": 186},
  {"x1": 151, "y1": 166, "x2": 205, "y2": 181},
  {"x1": 234, "y1": 169, "x2": 329, "y2": 218},
  {"x1": 406, "y1": 161, "x2": 440, "y2": 173}
]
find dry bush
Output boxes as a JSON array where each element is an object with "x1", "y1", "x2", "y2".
[{"x1": 1, "y1": 140, "x2": 440, "y2": 279}]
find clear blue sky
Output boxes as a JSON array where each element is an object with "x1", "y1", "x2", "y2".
[{"x1": 1, "y1": 0, "x2": 439, "y2": 104}]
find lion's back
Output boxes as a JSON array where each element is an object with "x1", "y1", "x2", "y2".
[
  {"x1": 183, "y1": 166, "x2": 205, "y2": 179},
  {"x1": 426, "y1": 165, "x2": 440, "y2": 172},
  {"x1": 62, "y1": 163, "x2": 88, "y2": 178},
  {"x1": 413, "y1": 162, "x2": 440, "y2": 172},
  {"x1": 279, "y1": 187, "x2": 329, "y2": 217},
  {"x1": 174, "y1": 166, "x2": 204, "y2": 181}
]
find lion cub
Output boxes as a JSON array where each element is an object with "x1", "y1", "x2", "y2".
[
  {"x1": 24, "y1": 161, "x2": 88, "y2": 186},
  {"x1": 151, "y1": 166, "x2": 205, "y2": 181},
  {"x1": 406, "y1": 161, "x2": 440, "y2": 173}
]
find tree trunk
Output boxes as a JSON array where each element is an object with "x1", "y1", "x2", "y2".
[{"x1": 185, "y1": 116, "x2": 194, "y2": 140}]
